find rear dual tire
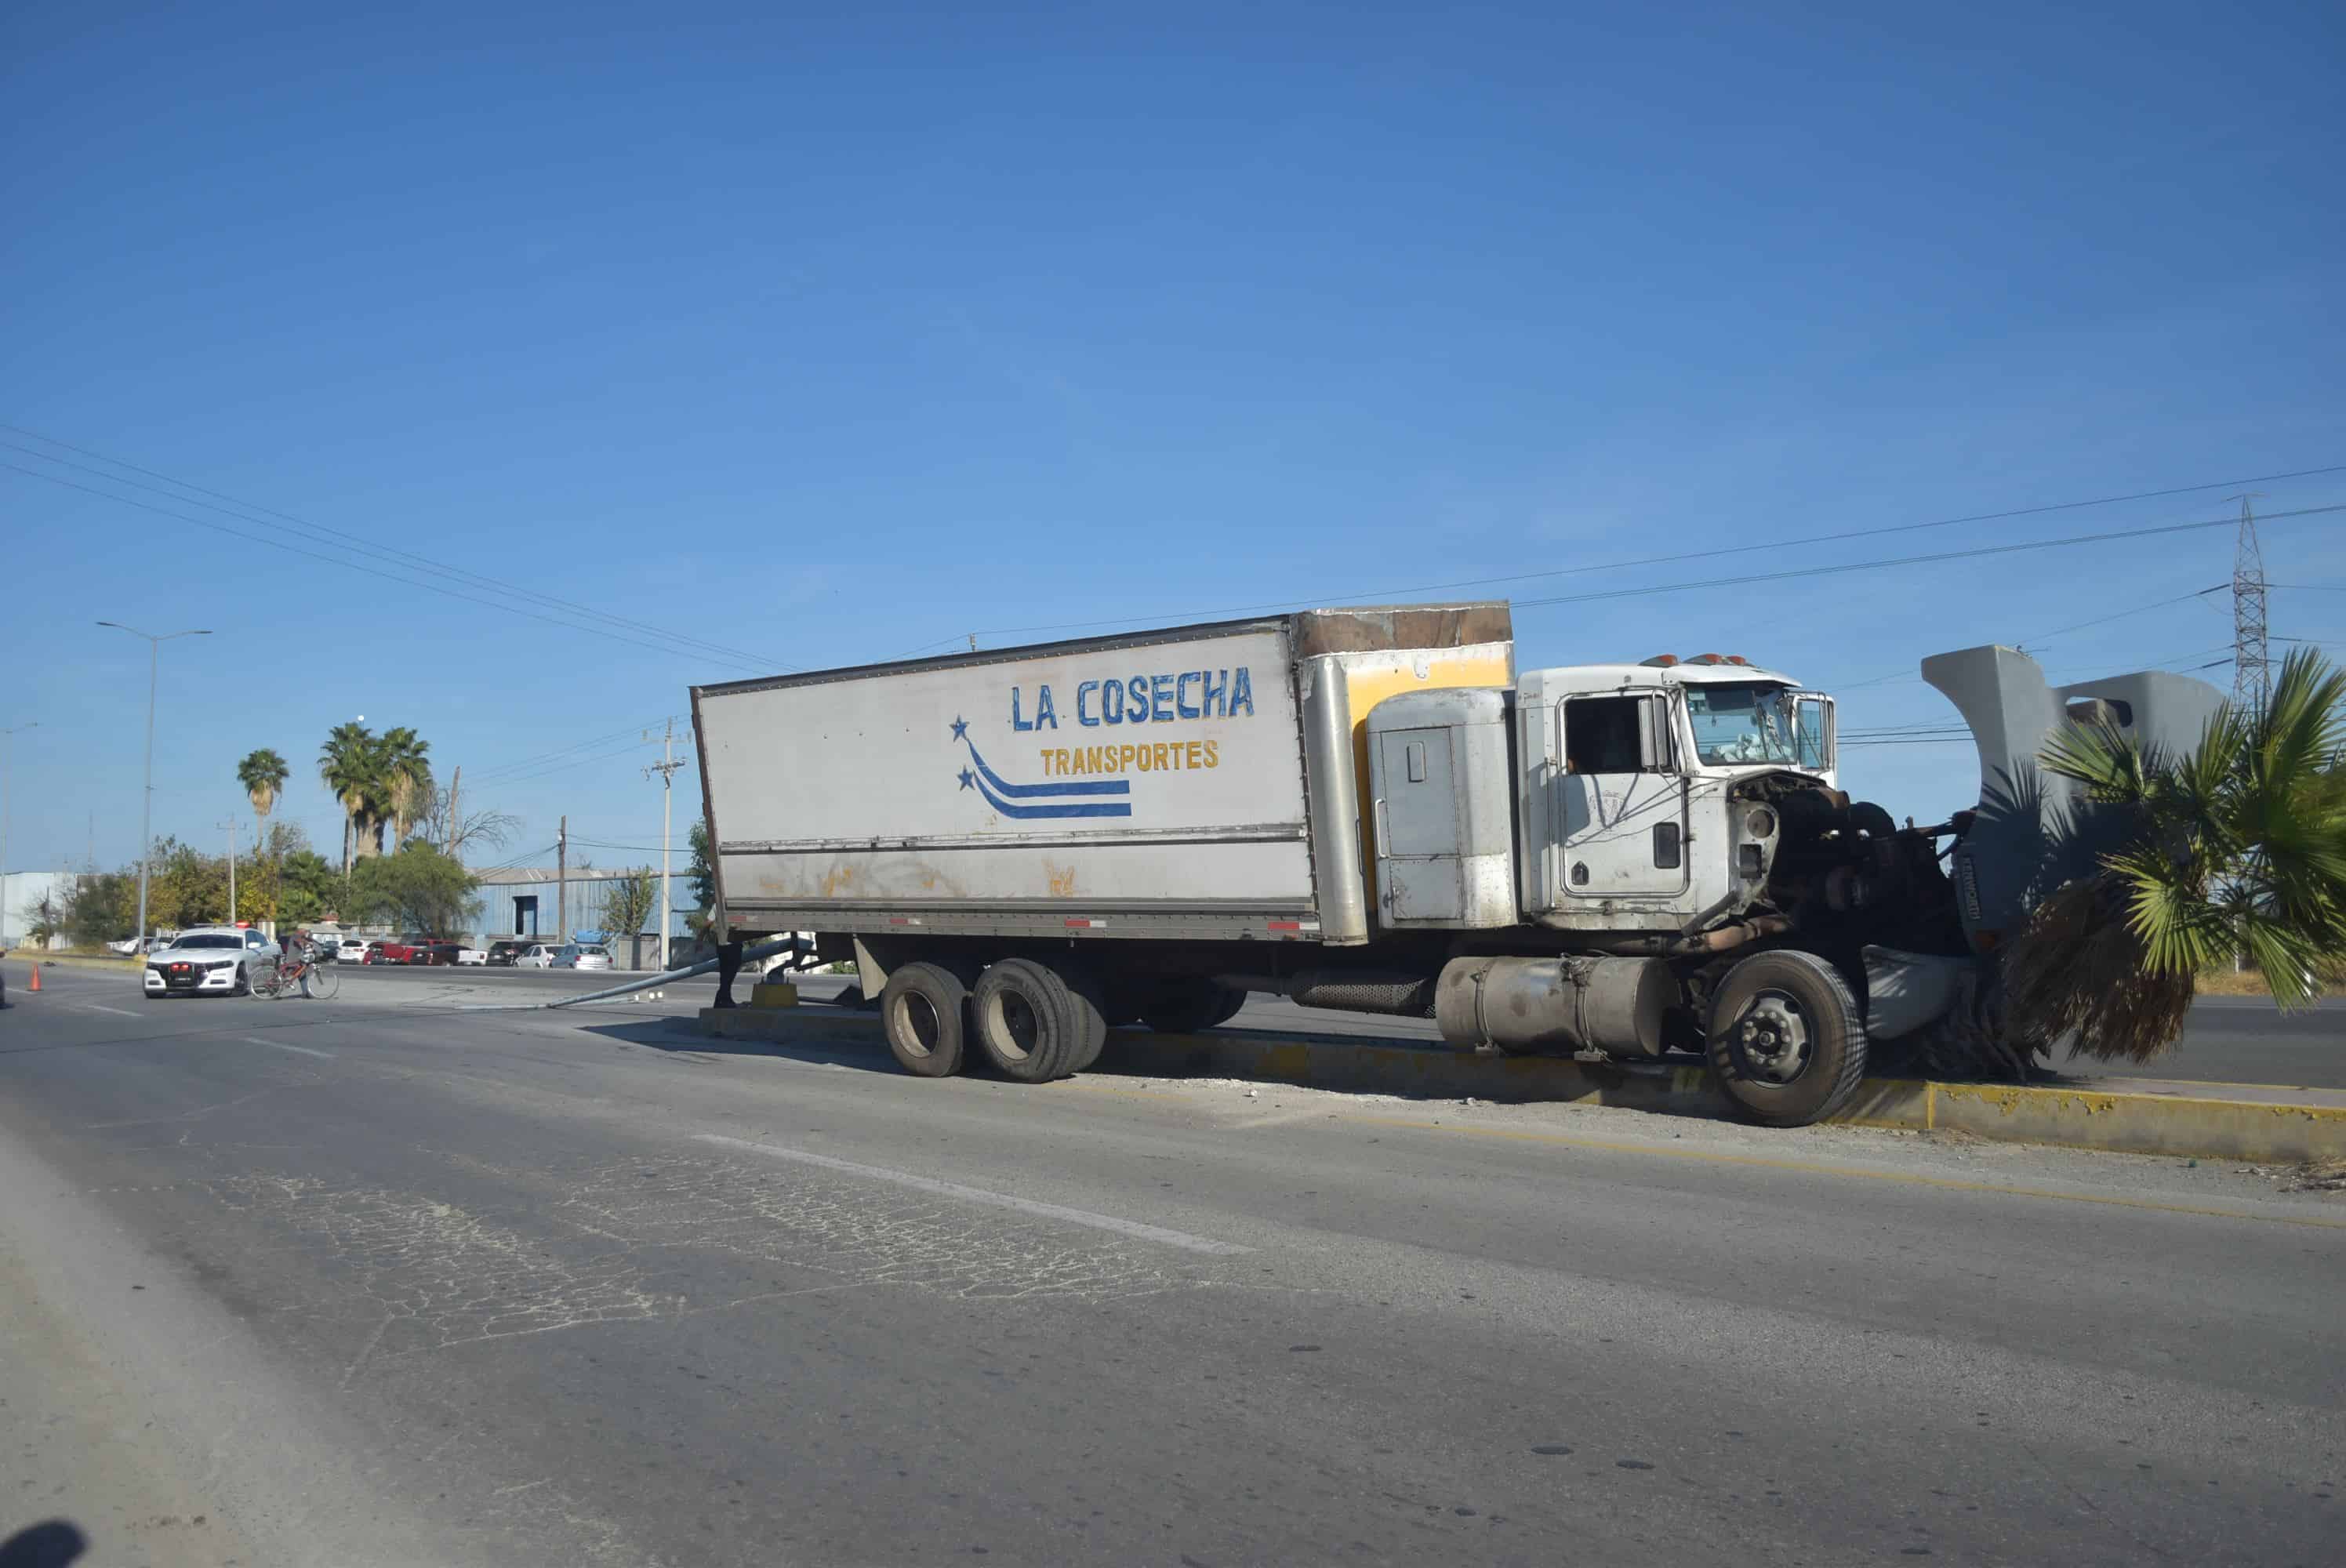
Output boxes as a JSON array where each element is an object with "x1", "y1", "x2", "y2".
[
  {"x1": 1138, "y1": 982, "x2": 1246, "y2": 1036},
  {"x1": 881, "y1": 961, "x2": 975, "y2": 1078},
  {"x1": 970, "y1": 959, "x2": 1106, "y2": 1083},
  {"x1": 881, "y1": 956, "x2": 1109, "y2": 1083}
]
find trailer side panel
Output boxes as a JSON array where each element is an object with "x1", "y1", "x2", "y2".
[{"x1": 698, "y1": 625, "x2": 1316, "y2": 936}]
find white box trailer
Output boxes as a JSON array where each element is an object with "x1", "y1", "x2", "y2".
[{"x1": 693, "y1": 604, "x2": 1515, "y2": 949}]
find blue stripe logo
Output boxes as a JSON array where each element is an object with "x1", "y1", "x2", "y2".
[{"x1": 953, "y1": 716, "x2": 1132, "y2": 820}]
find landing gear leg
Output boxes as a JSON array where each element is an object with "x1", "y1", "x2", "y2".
[{"x1": 714, "y1": 941, "x2": 744, "y2": 1009}]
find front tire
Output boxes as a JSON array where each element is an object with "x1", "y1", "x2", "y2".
[
  {"x1": 1705, "y1": 949, "x2": 1868, "y2": 1127},
  {"x1": 301, "y1": 963, "x2": 340, "y2": 1000},
  {"x1": 232, "y1": 964, "x2": 252, "y2": 998},
  {"x1": 879, "y1": 961, "x2": 971, "y2": 1078}
]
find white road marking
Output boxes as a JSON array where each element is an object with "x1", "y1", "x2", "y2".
[
  {"x1": 78, "y1": 1004, "x2": 143, "y2": 1018},
  {"x1": 693, "y1": 1133, "x2": 1253, "y2": 1256},
  {"x1": 241, "y1": 1035, "x2": 335, "y2": 1060}
]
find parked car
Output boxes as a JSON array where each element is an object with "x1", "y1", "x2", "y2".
[
  {"x1": 517, "y1": 944, "x2": 560, "y2": 968},
  {"x1": 412, "y1": 941, "x2": 463, "y2": 966},
  {"x1": 553, "y1": 943, "x2": 613, "y2": 971},
  {"x1": 338, "y1": 938, "x2": 380, "y2": 964},
  {"x1": 485, "y1": 939, "x2": 537, "y2": 966},
  {"x1": 455, "y1": 944, "x2": 488, "y2": 966},
  {"x1": 143, "y1": 926, "x2": 281, "y2": 999}
]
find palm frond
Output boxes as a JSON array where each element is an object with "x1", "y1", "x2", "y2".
[{"x1": 2038, "y1": 717, "x2": 2154, "y2": 805}]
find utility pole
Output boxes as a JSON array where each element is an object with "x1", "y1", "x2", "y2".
[
  {"x1": 1, "y1": 721, "x2": 38, "y2": 949},
  {"x1": 2231, "y1": 495, "x2": 2271, "y2": 714},
  {"x1": 645, "y1": 719, "x2": 685, "y2": 970},
  {"x1": 557, "y1": 815, "x2": 568, "y2": 944},
  {"x1": 446, "y1": 766, "x2": 460, "y2": 855},
  {"x1": 218, "y1": 815, "x2": 238, "y2": 925},
  {"x1": 96, "y1": 623, "x2": 212, "y2": 953}
]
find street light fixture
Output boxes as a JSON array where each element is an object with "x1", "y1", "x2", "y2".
[
  {"x1": 0, "y1": 720, "x2": 38, "y2": 950},
  {"x1": 96, "y1": 622, "x2": 212, "y2": 954}
]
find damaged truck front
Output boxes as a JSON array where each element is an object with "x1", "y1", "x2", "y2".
[{"x1": 692, "y1": 604, "x2": 2224, "y2": 1126}]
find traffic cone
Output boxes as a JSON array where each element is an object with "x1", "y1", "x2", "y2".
[{"x1": 26, "y1": 964, "x2": 39, "y2": 993}]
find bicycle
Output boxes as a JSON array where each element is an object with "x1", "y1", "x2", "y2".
[{"x1": 258, "y1": 942, "x2": 340, "y2": 1000}]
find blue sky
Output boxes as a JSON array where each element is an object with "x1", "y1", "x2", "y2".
[{"x1": 3, "y1": 0, "x2": 2341, "y2": 878}]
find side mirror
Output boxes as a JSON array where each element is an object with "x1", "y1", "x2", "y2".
[{"x1": 1636, "y1": 695, "x2": 1672, "y2": 771}]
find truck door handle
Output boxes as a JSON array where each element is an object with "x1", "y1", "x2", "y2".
[{"x1": 1373, "y1": 799, "x2": 1390, "y2": 857}]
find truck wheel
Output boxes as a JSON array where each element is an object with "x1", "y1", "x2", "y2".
[
  {"x1": 1141, "y1": 982, "x2": 1245, "y2": 1035},
  {"x1": 971, "y1": 959, "x2": 1080, "y2": 1083},
  {"x1": 880, "y1": 962, "x2": 971, "y2": 1078},
  {"x1": 1055, "y1": 965, "x2": 1111, "y2": 1074},
  {"x1": 1705, "y1": 949, "x2": 1868, "y2": 1127}
]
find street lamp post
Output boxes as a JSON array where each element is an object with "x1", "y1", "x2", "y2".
[
  {"x1": 0, "y1": 720, "x2": 38, "y2": 949},
  {"x1": 97, "y1": 623, "x2": 211, "y2": 953}
]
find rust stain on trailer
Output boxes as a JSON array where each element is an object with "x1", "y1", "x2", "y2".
[{"x1": 1045, "y1": 862, "x2": 1079, "y2": 898}]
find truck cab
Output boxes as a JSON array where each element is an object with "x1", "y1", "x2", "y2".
[{"x1": 1367, "y1": 655, "x2": 1836, "y2": 935}]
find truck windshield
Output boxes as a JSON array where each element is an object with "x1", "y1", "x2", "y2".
[{"x1": 1684, "y1": 683, "x2": 1799, "y2": 766}]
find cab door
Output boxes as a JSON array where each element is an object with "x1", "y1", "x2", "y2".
[{"x1": 1555, "y1": 691, "x2": 1690, "y2": 901}]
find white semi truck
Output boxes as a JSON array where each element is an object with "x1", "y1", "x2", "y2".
[{"x1": 692, "y1": 602, "x2": 2220, "y2": 1125}]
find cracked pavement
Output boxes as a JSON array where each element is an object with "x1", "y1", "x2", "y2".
[{"x1": 2, "y1": 961, "x2": 2340, "y2": 1566}]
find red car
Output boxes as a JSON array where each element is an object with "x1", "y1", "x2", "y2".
[{"x1": 375, "y1": 936, "x2": 433, "y2": 965}]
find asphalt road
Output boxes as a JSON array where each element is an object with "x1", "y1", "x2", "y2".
[
  {"x1": 343, "y1": 960, "x2": 2346, "y2": 1091},
  {"x1": 2, "y1": 961, "x2": 2339, "y2": 1567}
]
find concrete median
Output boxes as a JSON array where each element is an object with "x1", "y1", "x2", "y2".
[{"x1": 696, "y1": 1004, "x2": 2346, "y2": 1164}]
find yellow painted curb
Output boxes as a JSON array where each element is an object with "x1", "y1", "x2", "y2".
[{"x1": 692, "y1": 1007, "x2": 2346, "y2": 1164}]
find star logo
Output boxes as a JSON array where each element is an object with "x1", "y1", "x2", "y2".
[
  {"x1": 957, "y1": 767, "x2": 975, "y2": 791},
  {"x1": 950, "y1": 715, "x2": 969, "y2": 742}
]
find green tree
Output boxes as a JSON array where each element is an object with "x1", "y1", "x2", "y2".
[
  {"x1": 278, "y1": 850, "x2": 342, "y2": 926},
  {"x1": 599, "y1": 866, "x2": 659, "y2": 943},
  {"x1": 147, "y1": 837, "x2": 230, "y2": 930},
  {"x1": 63, "y1": 873, "x2": 137, "y2": 949},
  {"x1": 685, "y1": 819, "x2": 717, "y2": 940},
  {"x1": 2003, "y1": 648, "x2": 2346, "y2": 1062},
  {"x1": 318, "y1": 723, "x2": 382, "y2": 874},
  {"x1": 378, "y1": 726, "x2": 432, "y2": 847},
  {"x1": 235, "y1": 747, "x2": 289, "y2": 856},
  {"x1": 343, "y1": 843, "x2": 479, "y2": 936}
]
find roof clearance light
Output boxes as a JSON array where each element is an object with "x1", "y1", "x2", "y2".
[
  {"x1": 1726, "y1": 655, "x2": 1749, "y2": 666},
  {"x1": 1640, "y1": 654, "x2": 1680, "y2": 667},
  {"x1": 1690, "y1": 653, "x2": 1725, "y2": 666}
]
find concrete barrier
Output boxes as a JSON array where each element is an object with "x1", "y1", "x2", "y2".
[
  {"x1": 6, "y1": 951, "x2": 138, "y2": 972},
  {"x1": 695, "y1": 1006, "x2": 2346, "y2": 1164}
]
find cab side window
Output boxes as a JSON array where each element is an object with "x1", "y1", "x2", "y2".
[{"x1": 1563, "y1": 696, "x2": 1658, "y2": 774}]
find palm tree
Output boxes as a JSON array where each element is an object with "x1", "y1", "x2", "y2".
[
  {"x1": 2002, "y1": 648, "x2": 2346, "y2": 1062},
  {"x1": 378, "y1": 727, "x2": 432, "y2": 848},
  {"x1": 318, "y1": 723, "x2": 380, "y2": 876},
  {"x1": 236, "y1": 748, "x2": 289, "y2": 847},
  {"x1": 237, "y1": 747, "x2": 292, "y2": 920}
]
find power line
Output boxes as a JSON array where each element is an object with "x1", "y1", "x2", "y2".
[
  {"x1": 3, "y1": 459, "x2": 779, "y2": 674},
  {"x1": 0, "y1": 427, "x2": 791, "y2": 671},
  {"x1": 1507, "y1": 503, "x2": 2343, "y2": 612},
  {"x1": 461, "y1": 715, "x2": 685, "y2": 786},
  {"x1": 891, "y1": 462, "x2": 2346, "y2": 651}
]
